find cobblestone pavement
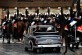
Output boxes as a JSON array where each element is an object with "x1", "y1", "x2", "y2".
[{"x1": 0, "y1": 38, "x2": 82, "y2": 55}]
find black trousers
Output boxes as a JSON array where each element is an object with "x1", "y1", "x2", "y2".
[{"x1": 64, "y1": 31, "x2": 75, "y2": 54}]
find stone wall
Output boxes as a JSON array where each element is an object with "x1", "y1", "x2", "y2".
[
  {"x1": 8, "y1": 8, "x2": 70, "y2": 14},
  {"x1": 0, "y1": 0, "x2": 73, "y2": 7},
  {"x1": 0, "y1": 8, "x2": 3, "y2": 25}
]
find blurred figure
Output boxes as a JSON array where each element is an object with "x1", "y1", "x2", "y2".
[
  {"x1": 35, "y1": 26, "x2": 41, "y2": 32},
  {"x1": 47, "y1": 27, "x2": 54, "y2": 32},
  {"x1": 6, "y1": 20, "x2": 12, "y2": 44},
  {"x1": 2, "y1": 21, "x2": 6, "y2": 43}
]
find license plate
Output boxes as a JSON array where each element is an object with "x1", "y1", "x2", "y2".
[{"x1": 46, "y1": 39, "x2": 54, "y2": 43}]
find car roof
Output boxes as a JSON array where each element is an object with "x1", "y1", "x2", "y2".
[{"x1": 29, "y1": 25, "x2": 53, "y2": 28}]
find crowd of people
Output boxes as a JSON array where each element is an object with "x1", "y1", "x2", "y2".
[{"x1": 1, "y1": 13, "x2": 57, "y2": 43}]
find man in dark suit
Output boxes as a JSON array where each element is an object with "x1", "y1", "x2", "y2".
[{"x1": 6, "y1": 20, "x2": 12, "y2": 44}]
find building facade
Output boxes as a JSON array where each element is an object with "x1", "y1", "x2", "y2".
[{"x1": 0, "y1": 0, "x2": 74, "y2": 24}]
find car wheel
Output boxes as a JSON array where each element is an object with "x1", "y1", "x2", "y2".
[
  {"x1": 36, "y1": 49, "x2": 40, "y2": 53},
  {"x1": 30, "y1": 41, "x2": 34, "y2": 51},
  {"x1": 33, "y1": 48, "x2": 40, "y2": 53},
  {"x1": 25, "y1": 47, "x2": 28, "y2": 51},
  {"x1": 30, "y1": 41, "x2": 40, "y2": 53}
]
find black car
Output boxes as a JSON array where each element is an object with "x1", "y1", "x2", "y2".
[{"x1": 24, "y1": 25, "x2": 62, "y2": 52}]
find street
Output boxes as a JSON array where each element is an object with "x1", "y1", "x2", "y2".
[
  {"x1": 0, "y1": 0, "x2": 82, "y2": 55},
  {"x1": 0, "y1": 38, "x2": 82, "y2": 55}
]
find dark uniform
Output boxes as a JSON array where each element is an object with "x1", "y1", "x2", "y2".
[
  {"x1": 12, "y1": 19, "x2": 18, "y2": 40},
  {"x1": 2, "y1": 21, "x2": 7, "y2": 43},
  {"x1": 6, "y1": 20, "x2": 12, "y2": 44}
]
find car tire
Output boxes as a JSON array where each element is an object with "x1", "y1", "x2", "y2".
[
  {"x1": 30, "y1": 41, "x2": 34, "y2": 51},
  {"x1": 25, "y1": 47, "x2": 28, "y2": 51},
  {"x1": 34, "y1": 48, "x2": 40, "y2": 53},
  {"x1": 29, "y1": 41, "x2": 40, "y2": 53}
]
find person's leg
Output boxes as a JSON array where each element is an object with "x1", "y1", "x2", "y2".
[
  {"x1": 7, "y1": 34, "x2": 10, "y2": 44},
  {"x1": 75, "y1": 42, "x2": 79, "y2": 49},
  {"x1": 63, "y1": 37, "x2": 68, "y2": 54}
]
